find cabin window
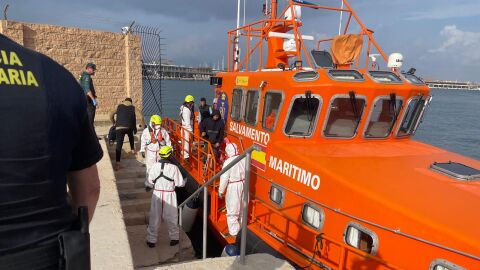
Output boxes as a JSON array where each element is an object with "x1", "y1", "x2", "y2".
[
  {"x1": 284, "y1": 94, "x2": 321, "y2": 137},
  {"x1": 368, "y1": 71, "x2": 403, "y2": 84},
  {"x1": 244, "y1": 90, "x2": 260, "y2": 125},
  {"x1": 397, "y1": 95, "x2": 430, "y2": 137},
  {"x1": 344, "y1": 223, "x2": 378, "y2": 255},
  {"x1": 269, "y1": 185, "x2": 284, "y2": 206},
  {"x1": 402, "y1": 73, "x2": 425, "y2": 85},
  {"x1": 301, "y1": 204, "x2": 324, "y2": 230},
  {"x1": 364, "y1": 96, "x2": 403, "y2": 138},
  {"x1": 262, "y1": 92, "x2": 283, "y2": 131},
  {"x1": 429, "y1": 259, "x2": 465, "y2": 270},
  {"x1": 323, "y1": 94, "x2": 366, "y2": 138},
  {"x1": 231, "y1": 89, "x2": 243, "y2": 121},
  {"x1": 327, "y1": 69, "x2": 364, "y2": 81}
]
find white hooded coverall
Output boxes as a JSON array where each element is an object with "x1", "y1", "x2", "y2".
[
  {"x1": 218, "y1": 143, "x2": 246, "y2": 236},
  {"x1": 180, "y1": 105, "x2": 193, "y2": 159},
  {"x1": 147, "y1": 160, "x2": 186, "y2": 243},
  {"x1": 140, "y1": 125, "x2": 171, "y2": 174}
]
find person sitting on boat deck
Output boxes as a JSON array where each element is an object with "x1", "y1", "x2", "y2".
[
  {"x1": 200, "y1": 109, "x2": 225, "y2": 158},
  {"x1": 218, "y1": 142, "x2": 246, "y2": 237},
  {"x1": 140, "y1": 115, "x2": 171, "y2": 177},
  {"x1": 198, "y1": 97, "x2": 212, "y2": 124},
  {"x1": 145, "y1": 145, "x2": 186, "y2": 247},
  {"x1": 109, "y1": 97, "x2": 142, "y2": 171},
  {"x1": 180, "y1": 95, "x2": 195, "y2": 160}
]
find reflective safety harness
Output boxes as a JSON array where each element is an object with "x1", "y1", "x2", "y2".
[{"x1": 153, "y1": 160, "x2": 175, "y2": 186}]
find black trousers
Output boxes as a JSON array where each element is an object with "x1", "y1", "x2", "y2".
[
  {"x1": 115, "y1": 128, "x2": 134, "y2": 162},
  {"x1": 86, "y1": 102, "x2": 96, "y2": 126}
]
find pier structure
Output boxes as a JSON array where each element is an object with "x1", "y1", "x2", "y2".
[
  {"x1": 425, "y1": 80, "x2": 480, "y2": 90},
  {"x1": 143, "y1": 62, "x2": 216, "y2": 80}
]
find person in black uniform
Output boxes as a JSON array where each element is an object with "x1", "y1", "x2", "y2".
[
  {"x1": 198, "y1": 97, "x2": 211, "y2": 124},
  {"x1": 79, "y1": 62, "x2": 97, "y2": 125},
  {"x1": 0, "y1": 34, "x2": 103, "y2": 269},
  {"x1": 200, "y1": 109, "x2": 225, "y2": 158},
  {"x1": 109, "y1": 97, "x2": 143, "y2": 170}
]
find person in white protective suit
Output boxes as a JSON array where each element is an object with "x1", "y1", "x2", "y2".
[
  {"x1": 145, "y1": 145, "x2": 186, "y2": 247},
  {"x1": 218, "y1": 142, "x2": 246, "y2": 237},
  {"x1": 180, "y1": 95, "x2": 195, "y2": 159},
  {"x1": 140, "y1": 115, "x2": 171, "y2": 175}
]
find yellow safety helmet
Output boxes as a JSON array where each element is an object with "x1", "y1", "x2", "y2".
[
  {"x1": 159, "y1": 145, "x2": 173, "y2": 158},
  {"x1": 150, "y1": 115, "x2": 162, "y2": 125},
  {"x1": 184, "y1": 95, "x2": 195, "y2": 103}
]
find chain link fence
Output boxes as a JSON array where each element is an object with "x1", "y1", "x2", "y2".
[{"x1": 131, "y1": 24, "x2": 164, "y2": 119}]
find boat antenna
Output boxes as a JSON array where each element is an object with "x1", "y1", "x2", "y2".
[
  {"x1": 234, "y1": 0, "x2": 241, "y2": 71},
  {"x1": 338, "y1": 0, "x2": 344, "y2": 35},
  {"x1": 243, "y1": 0, "x2": 246, "y2": 26}
]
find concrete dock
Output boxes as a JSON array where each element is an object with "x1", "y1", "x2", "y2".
[
  {"x1": 90, "y1": 125, "x2": 294, "y2": 269},
  {"x1": 138, "y1": 253, "x2": 295, "y2": 270},
  {"x1": 90, "y1": 126, "x2": 195, "y2": 269}
]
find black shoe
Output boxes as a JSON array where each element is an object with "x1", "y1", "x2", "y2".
[
  {"x1": 170, "y1": 240, "x2": 179, "y2": 246},
  {"x1": 146, "y1": 241, "x2": 156, "y2": 248}
]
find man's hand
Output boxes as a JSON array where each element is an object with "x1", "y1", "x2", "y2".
[
  {"x1": 215, "y1": 142, "x2": 220, "y2": 148},
  {"x1": 201, "y1": 132, "x2": 206, "y2": 137},
  {"x1": 218, "y1": 193, "x2": 223, "y2": 199},
  {"x1": 92, "y1": 99, "x2": 98, "y2": 107},
  {"x1": 145, "y1": 186, "x2": 152, "y2": 192}
]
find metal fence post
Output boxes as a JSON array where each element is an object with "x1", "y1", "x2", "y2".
[
  {"x1": 240, "y1": 153, "x2": 251, "y2": 265},
  {"x1": 203, "y1": 185, "x2": 207, "y2": 260}
]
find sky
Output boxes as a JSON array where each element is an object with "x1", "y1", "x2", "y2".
[{"x1": 7, "y1": 0, "x2": 480, "y2": 81}]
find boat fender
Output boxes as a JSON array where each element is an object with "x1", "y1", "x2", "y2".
[
  {"x1": 181, "y1": 197, "x2": 200, "y2": 232},
  {"x1": 221, "y1": 244, "x2": 240, "y2": 257}
]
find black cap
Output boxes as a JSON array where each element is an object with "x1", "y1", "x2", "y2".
[{"x1": 86, "y1": 63, "x2": 97, "y2": 70}]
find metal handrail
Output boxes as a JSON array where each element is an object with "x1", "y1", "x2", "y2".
[{"x1": 178, "y1": 145, "x2": 260, "y2": 264}]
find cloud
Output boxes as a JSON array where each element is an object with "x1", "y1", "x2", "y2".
[
  {"x1": 406, "y1": 3, "x2": 480, "y2": 20},
  {"x1": 429, "y1": 25, "x2": 480, "y2": 63}
]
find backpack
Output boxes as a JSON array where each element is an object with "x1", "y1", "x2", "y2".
[{"x1": 107, "y1": 125, "x2": 116, "y2": 145}]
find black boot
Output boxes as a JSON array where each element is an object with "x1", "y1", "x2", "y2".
[
  {"x1": 146, "y1": 241, "x2": 156, "y2": 248},
  {"x1": 170, "y1": 240, "x2": 179, "y2": 246}
]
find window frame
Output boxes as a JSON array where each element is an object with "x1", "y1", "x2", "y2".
[
  {"x1": 261, "y1": 90, "x2": 285, "y2": 132},
  {"x1": 362, "y1": 95, "x2": 404, "y2": 139},
  {"x1": 327, "y1": 69, "x2": 365, "y2": 82},
  {"x1": 292, "y1": 71, "x2": 319, "y2": 82},
  {"x1": 321, "y1": 93, "x2": 368, "y2": 139},
  {"x1": 367, "y1": 71, "x2": 404, "y2": 85},
  {"x1": 343, "y1": 222, "x2": 379, "y2": 256},
  {"x1": 429, "y1": 259, "x2": 465, "y2": 270},
  {"x1": 301, "y1": 203, "x2": 325, "y2": 231},
  {"x1": 230, "y1": 88, "x2": 245, "y2": 122},
  {"x1": 401, "y1": 73, "x2": 425, "y2": 85},
  {"x1": 269, "y1": 184, "x2": 285, "y2": 207},
  {"x1": 243, "y1": 89, "x2": 261, "y2": 126},
  {"x1": 395, "y1": 95, "x2": 431, "y2": 137},
  {"x1": 282, "y1": 93, "x2": 323, "y2": 138}
]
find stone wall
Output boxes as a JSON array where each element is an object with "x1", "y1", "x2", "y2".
[{"x1": 0, "y1": 20, "x2": 142, "y2": 122}]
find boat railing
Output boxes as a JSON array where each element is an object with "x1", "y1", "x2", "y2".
[
  {"x1": 163, "y1": 118, "x2": 218, "y2": 181},
  {"x1": 178, "y1": 144, "x2": 260, "y2": 264},
  {"x1": 227, "y1": 0, "x2": 387, "y2": 72}
]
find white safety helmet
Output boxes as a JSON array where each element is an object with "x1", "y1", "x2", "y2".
[{"x1": 225, "y1": 143, "x2": 239, "y2": 158}]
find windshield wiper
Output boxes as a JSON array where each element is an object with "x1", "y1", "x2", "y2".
[
  {"x1": 389, "y1": 93, "x2": 397, "y2": 121},
  {"x1": 407, "y1": 94, "x2": 424, "y2": 133},
  {"x1": 349, "y1": 91, "x2": 359, "y2": 122},
  {"x1": 305, "y1": 91, "x2": 315, "y2": 135}
]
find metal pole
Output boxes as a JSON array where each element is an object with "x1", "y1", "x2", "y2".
[
  {"x1": 338, "y1": 0, "x2": 344, "y2": 35},
  {"x1": 202, "y1": 186, "x2": 207, "y2": 260},
  {"x1": 239, "y1": 153, "x2": 251, "y2": 265}
]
